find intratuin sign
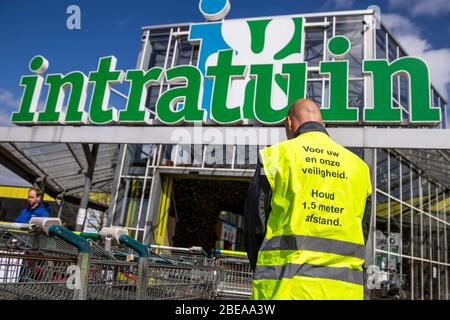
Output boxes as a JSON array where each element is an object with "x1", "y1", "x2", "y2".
[{"x1": 11, "y1": 0, "x2": 441, "y2": 126}]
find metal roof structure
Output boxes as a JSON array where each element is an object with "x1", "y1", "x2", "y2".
[
  {"x1": 396, "y1": 149, "x2": 450, "y2": 190},
  {"x1": 1, "y1": 127, "x2": 450, "y2": 210},
  {"x1": 0, "y1": 141, "x2": 119, "y2": 210}
]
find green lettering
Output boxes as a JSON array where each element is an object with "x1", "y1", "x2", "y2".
[
  {"x1": 320, "y1": 36, "x2": 358, "y2": 122},
  {"x1": 206, "y1": 49, "x2": 246, "y2": 124},
  {"x1": 119, "y1": 68, "x2": 163, "y2": 123},
  {"x1": 88, "y1": 56, "x2": 123, "y2": 124},
  {"x1": 251, "y1": 62, "x2": 306, "y2": 124},
  {"x1": 38, "y1": 72, "x2": 88, "y2": 123},
  {"x1": 364, "y1": 57, "x2": 440, "y2": 123},
  {"x1": 11, "y1": 55, "x2": 48, "y2": 124},
  {"x1": 156, "y1": 65, "x2": 205, "y2": 124}
]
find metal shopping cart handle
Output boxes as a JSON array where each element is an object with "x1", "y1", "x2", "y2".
[
  {"x1": 0, "y1": 221, "x2": 37, "y2": 232},
  {"x1": 118, "y1": 234, "x2": 149, "y2": 258},
  {"x1": 150, "y1": 244, "x2": 208, "y2": 257},
  {"x1": 48, "y1": 225, "x2": 91, "y2": 254}
]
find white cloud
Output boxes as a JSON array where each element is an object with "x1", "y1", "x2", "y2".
[
  {"x1": 0, "y1": 89, "x2": 20, "y2": 109},
  {"x1": 383, "y1": 13, "x2": 450, "y2": 99},
  {"x1": 323, "y1": 0, "x2": 355, "y2": 10},
  {"x1": 389, "y1": 0, "x2": 450, "y2": 16},
  {"x1": 0, "y1": 89, "x2": 46, "y2": 126},
  {"x1": 0, "y1": 89, "x2": 20, "y2": 126},
  {"x1": 382, "y1": 14, "x2": 420, "y2": 36}
]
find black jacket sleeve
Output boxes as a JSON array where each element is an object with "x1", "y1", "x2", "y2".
[
  {"x1": 362, "y1": 195, "x2": 372, "y2": 245},
  {"x1": 243, "y1": 156, "x2": 272, "y2": 272}
]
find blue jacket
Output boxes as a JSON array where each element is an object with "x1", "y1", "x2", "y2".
[{"x1": 14, "y1": 202, "x2": 51, "y2": 223}]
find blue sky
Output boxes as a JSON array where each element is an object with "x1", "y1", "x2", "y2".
[
  {"x1": 0, "y1": 0, "x2": 449, "y2": 185},
  {"x1": 0, "y1": 0, "x2": 449, "y2": 111}
]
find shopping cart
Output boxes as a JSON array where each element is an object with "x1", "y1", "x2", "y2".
[
  {"x1": 149, "y1": 244, "x2": 214, "y2": 266},
  {"x1": 0, "y1": 218, "x2": 91, "y2": 300},
  {"x1": 146, "y1": 245, "x2": 217, "y2": 299},
  {"x1": 82, "y1": 228, "x2": 219, "y2": 300},
  {"x1": 213, "y1": 249, "x2": 253, "y2": 299},
  {"x1": 0, "y1": 221, "x2": 229, "y2": 300},
  {"x1": 84, "y1": 258, "x2": 141, "y2": 300}
]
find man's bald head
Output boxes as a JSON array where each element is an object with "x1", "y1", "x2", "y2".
[{"x1": 285, "y1": 99, "x2": 324, "y2": 139}]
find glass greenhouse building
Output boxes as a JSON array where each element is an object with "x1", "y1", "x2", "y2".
[
  {"x1": 0, "y1": 9, "x2": 448, "y2": 300},
  {"x1": 104, "y1": 10, "x2": 449, "y2": 300}
]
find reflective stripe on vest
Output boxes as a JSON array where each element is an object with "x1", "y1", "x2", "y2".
[
  {"x1": 253, "y1": 131, "x2": 372, "y2": 300},
  {"x1": 254, "y1": 263, "x2": 363, "y2": 286},
  {"x1": 259, "y1": 235, "x2": 366, "y2": 260}
]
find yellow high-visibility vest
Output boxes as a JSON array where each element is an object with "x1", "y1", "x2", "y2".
[{"x1": 252, "y1": 131, "x2": 372, "y2": 300}]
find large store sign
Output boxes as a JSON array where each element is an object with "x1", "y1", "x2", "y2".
[{"x1": 11, "y1": 1, "x2": 441, "y2": 126}]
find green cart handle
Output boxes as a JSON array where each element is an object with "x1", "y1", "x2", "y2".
[
  {"x1": 49, "y1": 225, "x2": 91, "y2": 254},
  {"x1": 118, "y1": 234, "x2": 149, "y2": 258}
]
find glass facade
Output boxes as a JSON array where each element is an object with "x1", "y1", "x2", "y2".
[
  {"x1": 109, "y1": 11, "x2": 449, "y2": 299},
  {"x1": 138, "y1": 14, "x2": 447, "y2": 126},
  {"x1": 373, "y1": 149, "x2": 449, "y2": 300}
]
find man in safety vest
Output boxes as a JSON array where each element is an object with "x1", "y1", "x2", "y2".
[{"x1": 244, "y1": 98, "x2": 372, "y2": 300}]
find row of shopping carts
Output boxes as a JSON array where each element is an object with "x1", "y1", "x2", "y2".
[{"x1": 0, "y1": 218, "x2": 253, "y2": 300}]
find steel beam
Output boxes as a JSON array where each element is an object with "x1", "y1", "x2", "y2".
[
  {"x1": 2, "y1": 126, "x2": 450, "y2": 149},
  {"x1": 75, "y1": 144, "x2": 99, "y2": 231}
]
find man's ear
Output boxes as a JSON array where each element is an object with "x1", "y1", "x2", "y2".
[
  {"x1": 286, "y1": 116, "x2": 292, "y2": 130},
  {"x1": 285, "y1": 116, "x2": 293, "y2": 139}
]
